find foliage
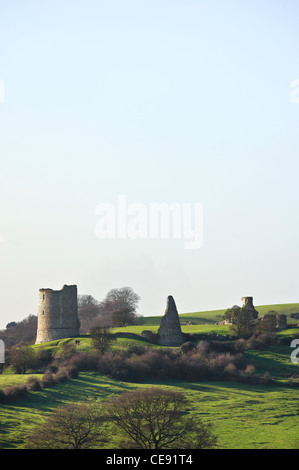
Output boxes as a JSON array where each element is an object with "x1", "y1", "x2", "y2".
[
  {"x1": 9, "y1": 345, "x2": 36, "y2": 374},
  {"x1": 99, "y1": 286, "x2": 141, "y2": 327},
  {"x1": 90, "y1": 326, "x2": 116, "y2": 354},
  {"x1": 26, "y1": 402, "x2": 108, "y2": 449},
  {"x1": 108, "y1": 387, "x2": 217, "y2": 449},
  {"x1": 223, "y1": 306, "x2": 258, "y2": 338},
  {"x1": 0, "y1": 315, "x2": 37, "y2": 348},
  {"x1": 78, "y1": 294, "x2": 101, "y2": 334}
]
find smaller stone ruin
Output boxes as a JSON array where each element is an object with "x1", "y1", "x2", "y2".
[
  {"x1": 260, "y1": 313, "x2": 287, "y2": 330},
  {"x1": 241, "y1": 297, "x2": 259, "y2": 319},
  {"x1": 157, "y1": 296, "x2": 184, "y2": 346}
]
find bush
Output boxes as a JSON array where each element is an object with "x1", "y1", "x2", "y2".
[
  {"x1": 246, "y1": 333, "x2": 277, "y2": 350},
  {"x1": 180, "y1": 342, "x2": 195, "y2": 354},
  {"x1": 260, "y1": 372, "x2": 276, "y2": 386},
  {"x1": 235, "y1": 338, "x2": 248, "y2": 352},
  {"x1": 126, "y1": 345, "x2": 147, "y2": 356},
  {"x1": 0, "y1": 389, "x2": 6, "y2": 403},
  {"x1": 3, "y1": 384, "x2": 27, "y2": 402},
  {"x1": 40, "y1": 370, "x2": 55, "y2": 388},
  {"x1": 196, "y1": 341, "x2": 210, "y2": 355},
  {"x1": 95, "y1": 345, "x2": 249, "y2": 383},
  {"x1": 26, "y1": 376, "x2": 41, "y2": 391},
  {"x1": 66, "y1": 351, "x2": 99, "y2": 372}
]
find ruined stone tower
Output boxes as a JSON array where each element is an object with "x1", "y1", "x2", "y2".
[
  {"x1": 241, "y1": 296, "x2": 259, "y2": 319},
  {"x1": 35, "y1": 284, "x2": 80, "y2": 344},
  {"x1": 158, "y1": 296, "x2": 184, "y2": 346},
  {"x1": 241, "y1": 297, "x2": 255, "y2": 310}
]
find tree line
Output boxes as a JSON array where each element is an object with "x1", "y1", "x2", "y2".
[
  {"x1": 0, "y1": 286, "x2": 142, "y2": 349},
  {"x1": 25, "y1": 387, "x2": 217, "y2": 449}
]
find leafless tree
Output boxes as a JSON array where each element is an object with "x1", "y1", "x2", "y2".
[
  {"x1": 78, "y1": 294, "x2": 101, "y2": 333},
  {"x1": 26, "y1": 402, "x2": 108, "y2": 449},
  {"x1": 99, "y1": 287, "x2": 141, "y2": 327},
  {"x1": 0, "y1": 315, "x2": 37, "y2": 348},
  {"x1": 9, "y1": 345, "x2": 36, "y2": 374},
  {"x1": 108, "y1": 388, "x2": 217, "y2": 449}
]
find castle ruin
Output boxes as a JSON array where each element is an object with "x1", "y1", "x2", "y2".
[
  {"x1": 241, "y1": 296, "x2": 259, "y2": 319},
  {"x1": 157, "y1": 295, "x2": 184, "y2": 346},
  {"x1": 35, "y1": 284, "x2": 80, "y2": 344}
]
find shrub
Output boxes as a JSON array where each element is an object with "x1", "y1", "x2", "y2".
[
  {"x1": 126, "y1": 345, "x2": 147, "y2": 356},
  {"x1": 0, "y1": 389, "x2": 6, "y2": 403},
  {"x1": 196, "y1": 341, "x2": 210, "y2": 355},
  {"x1": 40, "y1": 370, "x2": 55, "y2": 388},
  {"x1": 180, "y1": 342, "x2": 195, "y2": 354},
  {"x1": 26, "y1": 376, "x2": 41, "y2": 391},
  {"x1": 35, "y1": 348, "x2": 52, "y2": 371},
  {"x1": 3, "y1": 384, "x2": 27, "y2": 402},
  {"x1": 235, "y1": 338, "x2": 247, "y2": 352},
  {"x1": 53, "y1": 369, "x2": 69, "y2": 383},
  {"x1": 260, "y1": 372, "x2": 276, "y2": 386},
  {"x1": 243, "y1": 364, "x2": 256, "y2": 376},
  {"x1": 224, "y1": 363, "x2": 239, "y2": 379},
  {"x1": 67, "y1": 351, "x2": 99, "y2": 371}
]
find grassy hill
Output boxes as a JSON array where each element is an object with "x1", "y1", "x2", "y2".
[
  {"x1": 142, "y1": 302, "x2": 299, "y2": 326},
  {"x1": 1, "y1": 302, "x2": 299, "y2": 449},
  {"x1": 0, "y1": 372, "x2": 299, "y2": 449}
]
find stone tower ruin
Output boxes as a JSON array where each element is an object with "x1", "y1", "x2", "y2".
[
  {"x1": 35, "y1": 284, "x2": 80, "y2": 344},
  {"x1": 158, "y1": 295, "x2": 184, "y2": 346},
  {"x1": 241, "y1": 297, "x2": 255, "y2": 310},
  {"x1": 241, "y1": 296, "x2": 258, "y2": 319}
]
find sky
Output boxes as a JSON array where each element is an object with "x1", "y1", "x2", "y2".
[{"x1": 0, "y1": 0, "x2": 299, "y2": 329}]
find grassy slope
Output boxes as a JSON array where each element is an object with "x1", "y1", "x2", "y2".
[
  {"x1": 0, "y1": 373, "x2": 299, "y2": 449},
  {"x1": 142, "y1": 302, "x2": 299, "y2": 326},
  {"x1": 1, "y1": 302, "x2": 299, "y2": 449}
]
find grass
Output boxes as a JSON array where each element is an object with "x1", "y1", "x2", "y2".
[
  {"x1": 142, "y1": 302, "x2": 299, "y2": 326},
  {"x1": 0, "y1": 374, "x2": 42, "y2": 389},
  {"x1": 1, "y1": 302, "x2": 299, "y2": 449},
  {"x1": 0, "y1": 372, "x2": 299, "y2": 449}
]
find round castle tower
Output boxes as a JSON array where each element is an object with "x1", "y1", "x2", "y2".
[
  {"x1": 241, "y1": 297, "x2": 255, "y2": 309},
  {"x1": 35, "y1": 284, "x2": 80, "y2": 344}
]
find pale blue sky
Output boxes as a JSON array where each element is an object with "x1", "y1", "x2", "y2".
[{"x1": 0, "y1": 0, "x2": 299, "y2": 328}]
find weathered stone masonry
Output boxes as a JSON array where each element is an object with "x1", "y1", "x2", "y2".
[{"x1": 35, "y1": 284, "x2": 80, "y2": 344}]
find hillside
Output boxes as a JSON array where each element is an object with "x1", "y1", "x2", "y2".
[
  {"x1": 142, "y1": 302, "x2": 299, "y2": 326},
  {"x1": 1, "y1": 302, "x2": 299, "y2": 449}
]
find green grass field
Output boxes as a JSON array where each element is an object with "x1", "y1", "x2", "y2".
[
  {"x1": 1, "y1": 302, "x2": 299, "y2": 449},
  {"x1": 143, "y1": 302, "x2": 299, "y2": 326},
  {"x1": 0, "y1": 373, "x2": 298, "y2": 449}
]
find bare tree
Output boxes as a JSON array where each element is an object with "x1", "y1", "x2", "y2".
[
  {"x1": 9, "y1": 345, "x2": 36, "y2": 374},
  {"x1": 26, "y1": 402, "x2": 108, "y2": 449},
  {"x1": 78, "y1": 294, "x2": 101, "y2": 333},
  {"x1": 0, "y1": 315, "x2": 37, "y2": 348},
  {"x1": 108, "y1": 388, "x2": 217, "y2": 449},
  {"x1": 99, "y1": 287, "x2": 141, "y2": 327}
]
